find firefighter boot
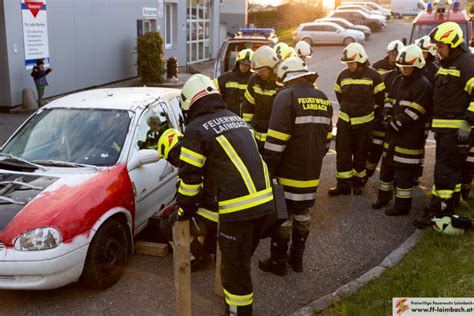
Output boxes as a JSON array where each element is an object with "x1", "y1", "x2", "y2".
[
  {"x1": 190, "y1": 238, "x2": 212, "y2": 272},
  {"x1": 328, "y1": 182, "x2": 351, "y2": 196},
  {"x1": 258, "y1": 236, "x2": 289, "y2": 276},
  {"x1": 288, "y1": 229, "x2": 309, "y2": 273},
  {"x1": 372, "y1": 190, "x2": 393, "y2": 209}
]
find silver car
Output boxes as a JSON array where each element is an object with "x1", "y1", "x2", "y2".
[
  {"x1": 315, "y1": 17, "x2": 372, "y2": 39},
  {"x1": 294, "y1": 21, "x2": 365, "y2": 46}
]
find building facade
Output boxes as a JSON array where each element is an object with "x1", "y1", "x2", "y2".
[{"x1": 0, "y1": 0, "x2": 223, "y2": 108}]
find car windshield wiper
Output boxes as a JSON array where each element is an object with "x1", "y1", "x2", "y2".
[
  {"x1": 32, "y1": 159, "x2": 99, "y2": 170},
  {"x1": 0, "y1": 153, "x2": 45, "y2": 170}
]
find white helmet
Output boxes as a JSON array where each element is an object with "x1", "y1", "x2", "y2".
[
  {"x1": 396, "y1": 45, "x2": 426, "y2": 69},
  {"x1": 180, "y1": 74, "x2": 219, "y2": 110},
  {"x1": 386, "y1": 40, "x2": 404, "y2": 54},
  {"x1": 251, "y1": 45, "x2": 279, "y2": 70},
  {"x1": 414, "y1": 35, "x2": 436, "y2": 56},
  {"x1": 295, "y1": 41, "x2": 313, "y2": 59},
  {"x1": 276, "y1": 57, "x2": 318, "y2": 84},
  {"x1": 273, "y1": 42, "x2": 289, "y2": 60},
  {"x1": 341, "y1": 43, "x2": 368, "y2": 64}
]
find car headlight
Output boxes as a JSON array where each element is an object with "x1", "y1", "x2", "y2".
[{"x1": 14, "y1": 227, "x2": 61, "y2": 251}]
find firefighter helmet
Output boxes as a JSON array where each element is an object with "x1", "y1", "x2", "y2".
[
  {"x1": 251, "y1": 45, "x2": 279, "y2": 70},
  {"x1": 432, "y1": 216, "x2": 465, "y2": 236},
  {"x1": 341, "y1": 43, "x2": 368, "y2": 64},
  {"x1": 157, "y1": 128, "x2": 183, "y2": 160},
  {"x1": 415, "y1": 35, "x2": 436, "y2": 56},
  {"x1": 385, "y1": 40, "x2": 404, "y2": 54},
  {"x1": 429, "y1": 21, "x2": 464, "y2": 48},
  {"x1": 274, "y1": 42, "x2": 289, "y2": 60},
  {"x1": 396, "y1": 45, "x2": 425, "y2": 69},
  {"x1": 282, "y1": 47, "x2": 297, "y2": 61},
  {"x1": 235, "y1": 48, "x2": 253, "y2": 66},
  {"x1": 180, "y1": 74, "x2": 219, "y2": 110},
  {"x1": 295, "y1": 40, "x2": 313, "y2": 59},
  {"x1": 276, "y1": 57, "x2": 318, "y2": 84}
]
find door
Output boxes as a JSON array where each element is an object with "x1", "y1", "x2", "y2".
[
  {"x1": 128, "y1": 101, "x2": 178, "y2": 232},
  {"x1": 325, "y1": 25, "x2": 341, "y2": 44}
]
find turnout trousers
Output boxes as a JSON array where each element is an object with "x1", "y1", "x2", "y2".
[
  {"x1": 219, "y1": 217, "x2": 265, "y2": 316},
  {"x1": 377, "y1": 158, "x2": 414, "y2": 211},
  {"x1": 335, "y1": 121, "x2": 373, "y2": 189},
  {"x1": 429, "y1": 132, "x2": 469, "y2": 214},
  {"x1": 366, "y1": 127, "x2": 385, "y2": 177}
]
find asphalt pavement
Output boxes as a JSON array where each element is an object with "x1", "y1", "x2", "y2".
[{"x1": 0, "y1": 20, "x2": 433, "y2": 316}]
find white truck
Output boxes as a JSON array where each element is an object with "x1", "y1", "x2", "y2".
[{"x1": 391, "y1": 0, "x2": 426, "y2": 18}]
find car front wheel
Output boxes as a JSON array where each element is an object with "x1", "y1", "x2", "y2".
[
  {"x1": 81, "y1": 219, "x2": 129, "y2": 289},
  {"x1": 343, "y1": 37, "x2": 355, "y2": 46}
]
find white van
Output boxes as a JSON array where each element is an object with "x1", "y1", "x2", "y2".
[{"x1": 391, "y1": 0, "x2": 426, "y2": 18}]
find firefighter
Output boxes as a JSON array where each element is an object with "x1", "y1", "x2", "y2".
[
  {"x1": 177, "y1": 74, "x2": 274, "y2": 315},
  {"x1": 295, "y1": 40, "x2": 313, "y2": 62},
  {"x1": 372, "y1": 45, "x2": 433, "y2": 216},
  {"x1": 157, "y1": 128, "x2": 218, "y2": 272},
  {"x1": 414, "y1": 35, "x2": 439, "y2": 84},
  {"x1": 258, "y1": 57, "x2": 332, "y2": 275},
  {"x1": 242, "y1": 45, "x2": 279, "y2": 152},
  {"x1": 373, "y1": 40, "x2": 404, "y2": 75},
  {"x1": 365, "y1": 67, "x2": 401, "y2": 181},
  {"x1": 215, "y1": 49, "x2": 254, "y2": 116},
  {"x1": 414, "y1": 22, "x2": 474, "y2": 228},
  {"x1": 274, "y1": 42, "x2": 289, "y2": 61},
  {"x1": 329, "y1": 43, "x2": 385, "y2": 196}
]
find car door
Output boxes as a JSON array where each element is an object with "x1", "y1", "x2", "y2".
[
  {"x1": 325, "y1": 25, "x2": 341, "y2": 44},
  {"x1": 310, "y1": 25, "x2": 325, "y2": 44},
  {"x1": 128, "y1": 101, "x2": 178, "y2": 233}
]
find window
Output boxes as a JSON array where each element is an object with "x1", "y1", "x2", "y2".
[
  {"x1": 165, "y1": 4, "x2": 176, "y2": 49},
  {"x1": 304, "y1": 25, "x2": 322, "y2": 32},
  {"x1": 144, "y1": 19, "x2": 157, "y2": 33}
]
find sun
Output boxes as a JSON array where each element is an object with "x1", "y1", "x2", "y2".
[{"x1": 322, "y1": 0, "x2": 335, "y2": 9}]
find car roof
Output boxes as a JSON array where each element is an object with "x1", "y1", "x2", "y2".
[
  {"x1": 308, "y1": 21, "x2": 343, "y2": 28},
  {"x1": 46, "y1": 87, "x2": 181, "y2": 111},
  {"x1": 414, "y1": 9, "x2": 469, "y2": 24},
  {"x1": 334, "y1": 9, "x2": 369, "y2": 16}
]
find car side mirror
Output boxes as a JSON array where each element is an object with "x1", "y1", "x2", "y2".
[
  {"x1": 402, "y1": 38, "x2": 407, "y2": 45},
  {"x1": 127, "y1": 149, "x2": 160, "y2": 171},
  {"x1": 336, "y1": 29, "x2": 341, "y2": 33}
]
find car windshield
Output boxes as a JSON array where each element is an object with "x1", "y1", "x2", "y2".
[
  {"x1": 410, "y1": 23, "x2": 468, "y2": 43},
  {"x1": 1, "y1": 108, "x2": 132, "y2": 167}
]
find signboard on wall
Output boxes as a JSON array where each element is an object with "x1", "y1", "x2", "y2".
[
  {"x1": 21, "y1": 0, "x2": 50, "y2": 69},
  {"x1": 143, "y1": 7, "x2": 157, "y2": 18},
  {"x1": 158, "y1": 0, "x2": 164, "y2": 18}
]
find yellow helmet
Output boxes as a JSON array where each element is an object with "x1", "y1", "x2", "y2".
[
  {"x1": 158, "y1": 128, "x2": 183, "y2": 161},
  {"x1": 396, "y1": 45, "x2": 426, "y2": 69},
  {"x1": 281, "y1": 47, "x2": 297, "y2": 61},
  {"x1": 341, "y1": 43, "x2": 368, "y2": 64},
  {"x1": 415, "y1": 35, "x2": 436, "y2": 56},
  {"x1": 180, "y1": 74, "x2": 219, "y2": 110},
  {"x1": 274, "y1": 42, "x2": 289, "y2": 60},
  {"x1": 429, "y1": 22, "x2": 464, "y2": 48},
  {"x1": 236, "y1": 48, "x2": 253, "y2": 66},
  {"x1": 251, "y1": 45, "x2": 279, "y2": 70}
]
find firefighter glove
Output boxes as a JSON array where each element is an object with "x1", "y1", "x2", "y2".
[
  {"x1": 457, "y1": 121, "x2": 471, "y2": 143},
  {"x1": 169, "y1": 207, "x2": 192, "y2": 224}
]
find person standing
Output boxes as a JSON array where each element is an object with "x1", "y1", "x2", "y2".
[
  {"x1": 328, "y1": 43, "x2": 385, "y2": 196},
  {"x1": 215, "y1": 49, "x2": 253, "y2": 117},
  {"x1": 372, "y1": 45, "x2": 433, "y2": 216},
  {"x1": 30, "y1": 59, "x2": 53, "y2": 107},
  {"x1": 414, "y1": 22, "x2": 474, "y2": 228},
  {"x1": 373, "y1": 40, "x2": 404, "y2": 75},
  {"x1": 258, "y1": 57, "x2": 332, "y2": 275},
  {"x1": 176, "y1": 74, "x2": 274, "y2": 315},
  {"x1": 242, "y1": 46, "x2": 279, "y2": 152}
]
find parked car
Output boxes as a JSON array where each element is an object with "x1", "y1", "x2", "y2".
[
  {"x1": 294, "y1": 21, "x2": 365, "y2": 46},
  {"x1": 315, "y1": 17, "x2": 372, "y2": 39},
  {"x1": 0, "y1": 87, "x2": 184, "y2": 290},
  {"x1": 342, "y1": 1, "x2": 392, "y2": 19},
  {"x1": 335, "y1": 5, "x2": 387, "y2": 23},
  {"x1": 213, "y1": 28, "x2": 278, "y2": 78},
  {"x1": 335, "y1": 4, "x2": 387, "y2": 21},
  {"x1": 330, "y1": 10, "x2": 386, "y2": 32}
]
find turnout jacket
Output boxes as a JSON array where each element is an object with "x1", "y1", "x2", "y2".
[
  {"x1": 177, "y1": 96, "x2": 273, "y2": 223},
  {"x1": 421, "y1": 56, "x2": 439, "y2": 84},
  {"x1": 384, "y1": 70, "x2": 433, "y2": 168},
  {"x1": 264, "y1": 81, "x2": 333, "y2": 207},
  {"x1": 242, "y1": 73, "x2": 279, "y2": 141},
  {"x1": 372, "y1": 57, "x2": 396, "y2": 75},
  {"x1": 334, "y1": 66, "x2": 385, "y2": 129},
  {"x1": 215, "y1": 69, "x2": 252, "y2": 116}
]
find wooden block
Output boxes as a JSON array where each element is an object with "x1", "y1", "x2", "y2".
[
  {"x1": 214, "y1": 243, "x2": 224, "y2": 298},
  {"x1": 172, "y1": 220, "x2": 192, "y2": 316},
  {"x1": 134, "y1": 241, "x2": 169, "y2": 257}
]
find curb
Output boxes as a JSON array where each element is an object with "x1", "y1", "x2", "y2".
[{"x1": 291, "y1": 229, "x2": 423, "y2": 316}]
